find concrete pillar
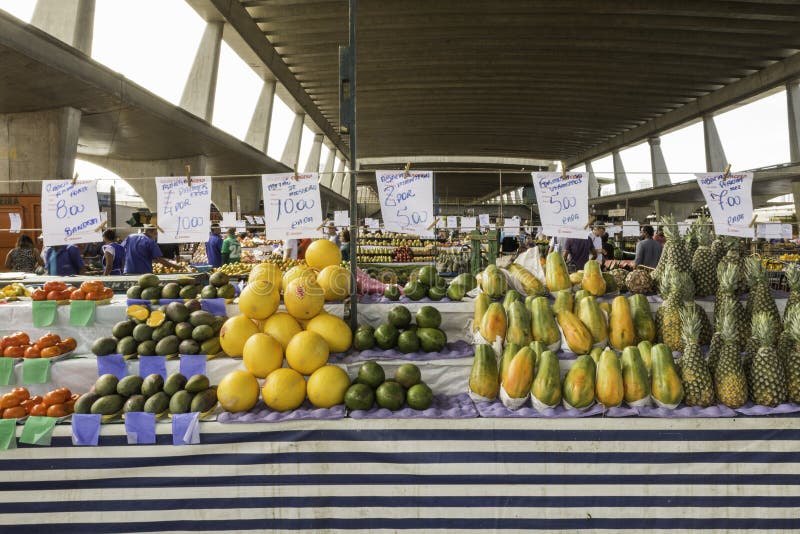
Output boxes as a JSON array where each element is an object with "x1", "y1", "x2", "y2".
[
  {"x1": 584, "y1": 160, "x2": 600, "y2": 198},
  {"x1": 281, "y1": 113, "x2": 305, "y2": 169},
  {"x1": 703, "y1": 114, "x2": 727, "y2": 171},
  {"x1": 320, "y1": 147, "x2": 335, "y2": 187},
  {"x1": 32, "y1": 0, "x2": 95, "y2": 55},
  {"x1": 648, "y1": 136, "x2": 671, "y2": 187},
  {"x1": 0, "y1": 107, "x2": 81, "y2": 194},
  {"x1": 787, "y1": 81, "x2": 800, "y2": 163},
  {"x1": 244, "y1": 80, "x2": 276, "y2": 153},
  {"x1": 792, "y1": 182, "x2": 800, "y2": 223},
  {"x1": 612, "y1": 150, "x2": 630, "y2": 193},
  {"x1": 331, "y1": 155, "x2": 345, "y2": 194},
  {"x1": 340, "y1": 170, "x2": 351, "y2": 198},
  {"x1": 180, "y1": 21, "x2": 223, "y2": 121},
  {"x1": 304, "y1": 134, "x2": 324, "y2": 173}
]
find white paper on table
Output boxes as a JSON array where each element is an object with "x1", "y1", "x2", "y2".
[
  {"x1": 41, "y1": 180, "x2": 103, "y2": 247},
  {"x1": 694, "y1": 172, "x2": 755, "y2": 238}
]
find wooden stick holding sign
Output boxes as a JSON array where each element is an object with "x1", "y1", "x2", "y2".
[
  {"x1": 723, "y1": 163, "x2": 731, "y2": 180},
  {"x1": 316, "y1": 219, "x2": 330, "y2": 231},
  {"x1": 426, "y1": 217, "x2": 440, "y2": 231},
  {"x1": 185, "y1": 164, "x2": 192, "y2": 187}
]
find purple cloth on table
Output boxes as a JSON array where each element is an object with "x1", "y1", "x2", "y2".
[
  {"x1": 179, "y1": 354, "x2": 207, "y2": 378},
  {"x1": 636, "y1": 404, "x2": 738, "y2": 418},
  {"x1": 97, "y1": 354, "x2": 127, "y2": 380},
  {"x1": 200, "y1": 298, "x2": 227, "y2": 316},
  {"x1": 348, "y1": 394, "x2": 478, "y2": 419},
  {"x1": 329, "y1": 340, "x2": 473, "y2": 363},
  {"x1": 218, "y1": 401, "x2": 345, "y2": 423},
  {"x1": 139, "y1": 355, "x2": 166, "y2": 379},
  {"x1": 358, "y1": 294, "x2": 463, "y2": 304},
  {"x1": 734, "y1": 402, "x2": 800, "y2": 416},
  {"x1": 172, "y1": 412, "x2": 200, "y2": 445},
  {"x1": 124, "y1": 412, "x2": 156, "y2": 444},
  {"x1": 475, "y1": 400, "x2": 605, "y2": 418},
  {"x1": 126, "y1": 299, "x2": 151, "y2": 308},
  {"x1": 71, "y1": 414, "x2": 101, "y2": 446}
]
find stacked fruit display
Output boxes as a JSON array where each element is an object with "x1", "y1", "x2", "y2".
[
  {"x1": 435, "y1": 249, "x2": 470, "y2": 274},
  {"x1": 0, "y1": 332, "x2": 76, "y2": 359},
  {"x1": 152, "y1": 262, "x2": 198, "y2": 274},
  {"x1": 344, "y1": 361, "x2": 433, "y2": 411},
  {"x1": 393, "y1": 245, "x2": 413, "y2": 262},
  {"x1": 1, "y1": 283, "x2": 30, "y2": 300},
  {"x1": 74, "y1": 372, "x2": 217, "y2": 417},
  {"x1": 213, "y1": 262, "x2": 253, "y2": 277},
  {"x1": 383, "y1": 265, "x2": 475, "y2": 302},
  {"x1": 126, "y1": 273, "x2": 236, "y2": 301},
  {"x1": 353, "y1": 305, "x2": 447, "y2": 354},
  {"x1": 31, "y1": 281, "x2": 114, "y2": 302},
  {"x1": 1, "y1": 387, "x2": 78, "y2": 419}
]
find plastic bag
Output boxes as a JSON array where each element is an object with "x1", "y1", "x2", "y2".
[{"x1": 514, "y1": 248, "x2": 546, "y2": 286}]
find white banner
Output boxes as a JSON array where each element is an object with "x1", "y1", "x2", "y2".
[
  {"x1": 261, "y1": 173, "x2": 323, "y2": 240},
  {"x1": 155, "y1": 176, "x2": 212, "y2": 244},
  {"x1": 333, "y1": 210, "x2": 350, "y2": 227},
  {"x1": 375, "y1": 170, "x2": 434, "y2": 237},
  {"x1": 622, "y1": 221, "x2": 640, "y2": 237},
  {"x1": 461, "y1": 216, "x2": 476, "y2": 232},
  {"x1": 695, "y1": 172, "x2": 754, "y2": 238},
  {"x1": 41, "y1": 180, "x2": 103, "y2": 247},
  {"x1": 532, "y1": 172, "x2": 589, "y2": 238},
  {"x1": 220, "y1": 211, "x2": 236, "y2": 228}
]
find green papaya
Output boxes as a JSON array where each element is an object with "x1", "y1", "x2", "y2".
[
  {"x1": 502, "y1": 289, "x2": 523, "y2": 315},
  {"x1": 651, "y1": 343, "x2": 684, "y2": 408},
  {"x1": 552, "y1": 290, "x2": 574, "y2": 316},
  {"x1": 595, "y1": 348, "x2": 624, "y2": 407},
  {"x1": 472, "y1": 293, "x2": 490, "y2": 333},
  {"x1": 528, "y1": 340, "x2": 547, "y2": 358},
  {"x1": 629, "y1": 294, "x2": 656, "y2": 343},
  {"x1": 576, "y1": 296, "x2": 608, "y2": 345},
  {"x1": 506, "y1": 301, "x2": 532, "y2": 346},
  {"x1": 502, "y1": 346, "x2": 536, "y2": 399},
  {"x1": 524, "y1": 295, "x2": 536, "y2": 311},
  {"x1": 637, "y1": 340, "x2": 653, "y2": 376},
  {"x1": 562, "y1": 355, "x2": 596, "y2": 409},
  {"x1": 589, "y1": 346, "x2": 603, "y2": 364},
  {"x1": 500, "y1": 343, "x2": 521, "y2": 385},
  {"x1": 481, "y1": 264, "x2": 507, "y2": 299},
  {"x1": 531, "y1": 350, "x2": 562, "y2": 408},
  {"x1": 573, "y1": 289, "x2": 591, "y2": 312},
  {"x1": 469, "y1": 344, "x2": 499, "y2": 400},
  {"x1": 545, "y1": 251, "x2": 571, "y2": 293},
  {"x1": 620, "y1": 346, "x2": 651, "y2": 405},
  {"x1": 529, "y1": 296, "x2": 560, "y2": 347}
]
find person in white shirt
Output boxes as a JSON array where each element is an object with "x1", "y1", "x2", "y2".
[
  {"x1": 590, "y1": 224, "x2": 606, "y2": 266},
  {"x1": 325, "y1": 222, "x2": 341, "y2": 246},
  {"x1": 283, "y1": 239, "x2": 298, "y2": 260}
]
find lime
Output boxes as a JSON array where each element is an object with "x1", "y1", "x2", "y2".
[
  {"x1": 356, "y1": 360, "x2": 385, "y2": 389},
  {"x1": 344, "y1": 383, "x2": 375, "y2": 411},
  {"x1": 374, "y1": 323, "x2": 399, "y2": 350},
  {"x1": 387, "y1": 306, "x2": 412, "y2": 329},
  {"x1": 407, "y1": 383, "x2": 433, "y2": 410},
  {"x1": 394, "y1": 363, "x2": 422, "y2": 389},
  {"x1": 353, "y1": 328, "x2": 376, "y2": 351},
  {"x1": 376, "y1": 381, "x2": 405, "y2": 411},
  {"x1": 427, "y1": 286, "x2": 445, "y2": 301}
]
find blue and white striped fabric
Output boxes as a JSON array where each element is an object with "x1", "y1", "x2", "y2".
[{"x1": 0, "y1": 418, "x2": 799, "y2": 532}]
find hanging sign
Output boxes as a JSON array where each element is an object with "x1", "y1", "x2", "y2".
[
  {"x1": 155, "y1": 176, "x2": 212, "y2": 244},
  {"x1": 220, "y1": 212, "x2": 236, "y2": 228},
  {"x1": 7, "y1": 212, "x2": 21, "y2": 234},
  {"x1": 531, "y1": 172, "x2": 589, "y2": 237},
  {"x1": 375, "y1": 170, "x2": 434, "y2": 237},
  {"x1": 478, "y1": 214, "x2": 490, "y2": 228},
  {"x1": 254, "y1": 216, "x2": 265, "y2": 225},
  {"x1": 782, "y1": 224, "x2": 793, "y2": 240},
  {"x1": 41, "y1": 180, "x2": 103, "y2": 247},
  {"x1": 504, "y1": 218, "x2": 520, "y2": 236},
  {"x1": 695, "y1": 172, "x2": 754, "y2": 238},
  {"x1": 622, "y1": 221, "x2": 640, "y2": 237},
  {"x1": 461, "y1": 216, "x2": 476, "y2": 232},
  {"x1": 446, "y1": 216, "x2": 458, "y2": 229},
  {"x1": 333, "y1": 210, "x2": 350, "y2": 227},
  {"x1": 368, "y1": 218, "x2": 380, "y2": 230},
  {"x1": 261, "y1": 173, "x2": 323, "y2": 240}
]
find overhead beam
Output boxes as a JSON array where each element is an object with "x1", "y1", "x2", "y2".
[{"x1": 358, "y1": 155, "x2": 554, "y2": 168}]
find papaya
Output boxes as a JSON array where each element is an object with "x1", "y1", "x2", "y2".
[
  {"x1": 545, "y1": 251, "x2": 571, "y2": 293},
  {"x1": 472, "y1": 293, "x2": 490, "y2": 333},
  {"x1": 609, "y1": 295, "x2": 636, "y2": 350},
  {"x1": 581, "y1": 260, "x2": 606, "y2": 296},
  {"x1": 506, "y1": 301, "x2": 532, "y2": 346},
  {"x1": 573, "y1": 289, "x2": 590, "y2": 312},
  {"x1": 576, "y1": 296, "x2": 608, "y2": 345},
  {"x1": 500, "y1": 342, "x2": 521, "y2": 385},
  {"x1": 479, "y1": 302, "x2": 507, "y2": 344},
  {"x1": 529, "y1": 340, "x2": 547, "y2": 358},
  {"x1": 637, "y1": 340, "x2": 653, "y2": 376},
  {"x1": 599, "y1": 301, "x2": 611, "y2": 316},
  {"x1": 556, "y1": 310, "x2": 593, "y2": 355},
  {"x1": 524, "y1": 295, "x2": 536, "y2": 311},
  {"x1": 502, "y1": 346, "x2": 536, "y2": 398},
  {"x1": 595, "y1": 348, "x2": 624, "y2": 407},
  {"x1": 620, "y1": 346, "x2": 650, "y2": 405},
  {"x1": 569, "y1": 271, "x2": 583, "y2": 286},
  {"x1": 552, "y1": 290, "x2": 574, "y2": 315},
  {"x1": 529, "y1": 297, "x2": 560, "y2": 346},
  {"x1": 651, "y1": 343, "x2": 684, "y2": 408},
  {"x1": 508, "y1": 264, "x2": 546, "y2": 297},
  {"x1": 629, "y1": 293, "x2": 656, "y2": 343},
  {"x1": 469, "y1": 344, "x2": 500, "y2": 399},
  {"x1": 589, "y1": 346, "x2": 603, "y2": 364},
  {"x1": 502, "y1": 290, "x2": 523, "y2": 315},
  {"x1": 481, "y1": 264, "x2": 507, "y2": 299},
  {"x1": 562, "y1": 355, "x2": 596, "y2": 409},
  {"x1": 531, "y1": 350, "x2": 562, "y2": 407}
]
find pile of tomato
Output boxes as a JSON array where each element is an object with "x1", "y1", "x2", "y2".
[
  {"x1": 0, "y1": 332, "x2": 77, "y2": 358},
  {"x1": 31, "y1": 281, "x2": 114, "y2": 301},
  {"x1": 0, "y1": 387, "x2": 77, "y2": 418}
]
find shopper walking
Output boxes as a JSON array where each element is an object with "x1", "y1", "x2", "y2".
[
  {"x1": 206, "y1": 224, "x2": 223, "y2": 268},
  {"x1": 4, "y1": 234, "x2": 44, "y2": 273},
  {"x1": 221, "y1": 228, "x2": 241, "y2": 264}
]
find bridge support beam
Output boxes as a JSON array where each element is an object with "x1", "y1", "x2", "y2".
[
  {"x1": 703, "y1": 114, "x2": 728, "y2": 171},
  {"x1": 32, "y1": 0, "x2": 95, "y2": 55},
  {"x1": 281, "y1": 113, "x2": 304, "y2": 169},
  {"x1": 245, "y1": 80, "x2": 276, "y2": 153},
  {"x1": 320, "y1": 147, "x2": 336, "y2": 187},
  {"x1": 649, "y1": 137, "x2": 671, "y2": 187},
  {"x1": 304, "y1": 134, "x2": 324, "y2": 173},
  {"x1": 180, "y1": 21, "x2": 223, "y2": 121}
]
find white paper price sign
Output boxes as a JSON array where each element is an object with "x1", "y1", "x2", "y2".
[
  {"x1": 155, "y1": 176, "x2": 212, "y2": 244},
  {"x1": 782, "y1": 224, "x2": 793, "y2": 240},
  {"x1": 334, "y1": 210, "x2": 350, "y2": 227},
  {"x1": 446, "y1": 216, "x2": 458, "y2": 229},
  {"x1": 368, "y1": 218, "x2": 381, "y2": 230},
  {"x1": 478, "y1": 214, "x2": 490, "y2": 227},
  {"x1": 41, "y1": 180, "x2": 103, "y2": 247},
  {"x1": 504, "y1": 218, "x2": 520, "y2": 236},
  {"x1": 261, "y1": 173, "x2": 323, "y2": 240},
  {"x1": 622, "y1": 221, "x2": 640, "y2": 237},
  {"x1": 376, "y1": 170, "x2": 434, "y2": 237},
  {"x1": 220, "y1": 212, "x2": 236, "y2": 227},
  {"x1": 461, "y1": 216, "x2": 476, "y2": 231},
  {"x1": 695, "y1": 172, "x2": 754, "y2": 238},
  {"x1": 531, "y1": 172, "x2": 589, "y2": 238}
]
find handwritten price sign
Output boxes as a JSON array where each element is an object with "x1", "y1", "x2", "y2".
[
  {"x1": 531, "y1": 172, "x2": 589, "y2": 237},
  {"x1": 41, "y1": 180, "x2": 103, "y2": 247},
  {"x1": 375, "y1": 170, "x2": 434, "y2": 237},
  {"x1": 695, "y1": 172, "x2": 754, "y2": 238},
  {"x1": 261, "y1": 173, "x2": 323, "y2": 239},
  {"x1": 155, "y1": 176, "x2": 212, "y2": 243}
]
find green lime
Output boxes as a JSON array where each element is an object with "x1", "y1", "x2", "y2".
[
  {"x1": 407, "y1": 383, "x2": 433, "y2": 410},
  {"x1": 375, "y1": 381, "x2": 405, "y2": 411},
  {"x1": 356, "y1": 361, "x2": 385, "y2": 389},
  {"x1": 387, "y1": 306, "x2": 412, "y2": 329},
  {"x1": 394, "y1": 363, "x2": 422, "y2": 389},
  {"x1": 344, "y1": 383, "x2": 375, "y2": 411}
]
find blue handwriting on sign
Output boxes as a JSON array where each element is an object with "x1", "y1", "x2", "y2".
[
  {"x1": 56, "y1": 199, "x2": 85, "y2": 220},
  {"x1": 274, "y1": 198, "x2": 315, "y2": 222}
]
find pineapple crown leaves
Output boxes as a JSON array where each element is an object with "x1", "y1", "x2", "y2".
[
  {"x1": 786, "y1": 307, "x2": 800, "y2": 343},
  {"x1": 786, "y1": 263, "x2": 800, "y2": 291},
  {"x1": 694, "y1": 216, "x2": 711, "y2": 247},
  {"x1": 660, "y1": 215, "x2": 679, "y2": 241},
  {"x1": 744, "y1": 256, "x2": 766, "y2": 287},
  {"x1": 678, "y1": 303, "x2": 701, "y2": 344},
  {"x1": 717, "y1": 262, "x2": 739, "y2": 293},
  {"x1": 717, "y1": 301, "x2": 739, "y2": 341},
  {"x1": 751, "y1": 312, "x2": 776, "y2": 347}
]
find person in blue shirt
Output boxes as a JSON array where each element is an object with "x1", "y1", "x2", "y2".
[
  {"x1": 101, "y1": 229, "x2": 126, "y2": 275},
  {"x1": 206, "y1": 224, "x2": 223, "y2": 268},
  {"x1": 45, "y1": 244, "x2": 85, "y2": 276},
  {"x1": 122, "y1": 225, "x2": 182, "y2": 275}
]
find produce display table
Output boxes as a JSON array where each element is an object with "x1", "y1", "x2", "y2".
[
  {"x1": 0, "y1": 273, "x2": 208, "y2": 292},
  {"x1": 1, "y1": 417, "x2": 797, "y2": 532},
  {"x1": 357, "y1": 297, "x2": 474, "y2": 343}
]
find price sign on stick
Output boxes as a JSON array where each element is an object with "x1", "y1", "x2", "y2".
[
  {"x1": 375, "y1": 170, "x2": 434, "y2": 237},
  {"x1": 622, "y1": 221, "x2": 640, "y2": 237},
  {"x1": 41, "y1": 180, "x2": 103, "y2": 247},
  {"x1": 155, "y1": 176, "x2": 212, "y2": 244},
  {"x1": 531, "y1": 172, "x2": 589, "y2": 238},
  {"x1": 446, "y1": 216, "x2": 458, "y2": 229},
  {"x1": 261, "y1": 173, "x2": 323, "y2": 239},
  {"x1": 695, "y1": 172, "x2": 754, "y2": 238},
  {"x1": 334, "y1": 210, "x2": 350, "y2": 227},
  {"x1": 461, "y1": 216, "x2": 476, "y2": 232}
]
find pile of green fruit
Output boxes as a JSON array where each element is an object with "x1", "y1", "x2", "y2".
[
  {"x1": 91, "y1": 300, "x2": 225, "y2": 358},
  {"x1": 344, "y1": 361, "x2": 433, "y2": 411},
  {"x1": 126, "y1": 272, "x2": 236, "y2": 301},
  {"x1": 354, "y1": 305, "x2": 447, "y2": 354},
  {"x1": 74, "y1": 372, "x2": 218, "y2": 417},
  {"x1": 383, "y1": 266, "x2": 476, "y2": 302}
]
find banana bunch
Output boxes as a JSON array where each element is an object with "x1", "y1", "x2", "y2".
[{"x1": 2, "y1": 283, "x2": 30, "y2": 298}]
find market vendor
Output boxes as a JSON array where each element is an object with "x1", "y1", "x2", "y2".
[
  {"x1": 101, "y1": 229, "x2": 125, "y2": 275},
  {"x1": 45, "y1": 244, "x2": 85, "y2": 276},
  {"x1": 122, "y1": 225, "x2": 182, "y2": 275},
  {"x1": 206, "y1": 224, "x2": 223, "y2": 268},
  {"x1": 221, "y1": 228, "x2": 241, "y2": 264}
]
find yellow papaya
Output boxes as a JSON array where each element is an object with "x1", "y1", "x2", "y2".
[
  {"x1": 562, "y1": 354, "x2": 596, "y2": 409},
  {"x1": 629, "y1": 294, "x2": 656, "y2": 343},
  {"x1": 508, "y1": 264, "x2": 546, "y2": 297},
  {"x1": 502, "y1": 346, "x2": 536, "y2": 398},
  {"x1": 529, "y1": 340, "x2": 547, "y2": 358},
  {"x1": 545, "y1": 251, "x2": 571, "y2": 293},
  {"x1": 556, "y1": 310, "x2": 593, "y2": 354},
  {"x1": 589, "y1": 346, "x2": 603, "y2": 364},
  {"x1": 637, "y1": 340, "x2": 653, "y2": 376},
  {"x1": 573, "y1": 289, "x2": 591, "y2": 313},
  {"x1": 479, "y1": 302, "x2": 507, "y2": 344},
  {"x1": 480, "y1": 264, "x2": 507, "y2": 299},
  {"x1": 472, "y1": 292, "x2": 490, "y2": 333},
  {"x1": 506, "y1": 301, "x2": 532, "y2": 346},
  {"x1": 576, "y1": 296, "x2": 608, "y2": 345},
  {"x1": 595, "y1": 348, "x2": 624, "y2": 407},
  {"x1": 609, "y1": 296, "x2": 636, "y2": 350},
  {"x1": 502, "y1": 290, "x2": 523, "y2": 315},
  {"x1": 620, "y1": 346, "x2": 650, "y2": 405},
  {"x1": 569, "y1": 271, "x2": 583, "y2": 286},
  {"x1": 531, "y1": 350, "x2": 562, "y2": 407},
  {"x1": 651, "y1": 343, "x2": 684, "y2": 408},
  {"x1": 581, "y1": 260, "x2": 606, "y2": 296},
  {"x1": 599, "y1": 301, "x2": 611, "y2": 315},
  {"x1": 552, "y1": 290, "x2": 574, "y2": 315},
  {"x1": 469, "y1": 344, "x2": 500, "y2": 399},
  {"x1": 500, "y1": 342, "x2": 521, "y2": 385},
  {"x1": 529, "y1": 297, "x2": 560, "y2": 346}
]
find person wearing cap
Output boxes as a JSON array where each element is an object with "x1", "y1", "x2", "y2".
[
  {"x1": 206, "y1": 224, "x2": 223, "y2": 268},
  {"x1": 122, "y1": 225, "x2": 181, "y2": 275},
  {"x1": 326, "y1": 221, "x2": 341, "y2": 246},
  {"x1": 221, "y1": 228, "x2": 241, "y2": 264}
]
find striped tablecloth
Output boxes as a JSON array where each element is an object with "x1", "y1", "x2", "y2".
[{"x1": 1, "y1": 417, "x2": 799, "y2": 532}]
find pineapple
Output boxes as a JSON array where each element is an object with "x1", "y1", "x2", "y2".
[
  {"x1": 745, "y1": 257, "x2": 782, "y2": 331},
  {"x1": 662, "y1": 216, "x2": 691, "y2": 273},
  {"x1": 748, "y1": 312, "x2": 787, "y2": 407},
  {"x1": 690, "y1": 216, "x2": 717, "y2": 297},
  {"x1": 678, "y1": 304, "x2": 715, "y2": 407},
  {"x1": 710, "y1": 235, "x2": 726, "y2": 265},
  {"x1": 656, "y1": 267, "x2": 686, "y2": 352},
  {"x1": 706, "y1": 331, "x2": 723, "y2": 378},
  {"x1": 714, "y1": 309, "x2": 748, "y2": 408},
  {"x1": 784, "y1": 308, "x2": 800, "y2": 404},
  {"x1": 715, "y1": 262, "x2": 748, "y2": 348},
  {"x1": 684, "y1": 223, "x2": 698, "y2": 261},
  {"x1": 784, "y1": 263, "x2": 800, "y2": 322}
]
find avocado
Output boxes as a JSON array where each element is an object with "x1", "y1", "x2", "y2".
[
  {"x1": 397, "y1": 330, "x2": 421, "y2": 354},
  {"x1": 151, "y1": 321, "x2": 175, "y2": 343},
  {"x1": 416, "y1": 305, "x2": 442, "y2": 329},
  {"x1": 169, "y1": 390, "x2": 194, "y2": 414},
  {"x1": 163, "y1": 372, "x2": 188, "y2": 396},
  {"x1": 137, "y1": 340, "x2": 157, "y2": 357},
  {"x1": 175, "y1": 322, "x2": 194, "y2": 340},
  {"x1": 190, "y1": 388, "x2": 218, "y2": 413},
  {"x1": 179, "y1": 285, "x2": 199, "y2": 299},
  {"x1": 91, "y1": 394, "x2": 125, "y2": 415},
  {"x1": 185, "y1": 374, "x2": 210, "y2": 393},
  {"x1": 116, "y1": 375, "x2": 144, "y2": 397},
  {"x1": 161, "y1": 282, "x2": 181, "y2": 299},
  {"x1": 92, "y1": 337, "x2": 118, "y2": 356},
  {"x1": 164, "y1": 302, "x2": 189, "y2": 323},
  {"x1": 140, "y1": 286, "x2": 162, "y2": 301},
  {"x1": 94, "y1": 374, "x2": 119, "y2": 396},
  {"x1": 189, "y1": 310, "x2": 215, "y2": 327},
  {"x1": 116, "y1": 336, "x2": 137, "y2": 357},
  {"x1": 200, "y1": 338, "x2": 221, "y2": 356},
  {"x1": 374, "y1": 323, "x2": 399, "y2": 350},
  {"x1": 185, "y1": 299, "x2": 202, "y2": 313},
  {"x1": 209, "y1": 271, "x2": 230, "y2": 287},
  {"x1": 176, "y1": 276, "x2": 195, "y2": 286},
  {"x1": 403, "y1": 281, "x2": 427, "y2": 301},
  {"x1": 138, "y1": 273, "x2": 160, "y2": 289},
  {"x1": 112, "y1": 320, "x2": 136, "y2": 339},
  {"x1": 417, "y1": 327, "x2": 446, "y2": 352},
  {"x1": 178, "y1": 339, "x2": 200, "y2": 355},
  {"x1": 141, "y1": 373, "x2": 165, "y2": 397},
  {"x1": 200, "y1": 285, "x2": 218, "y2": 299},
  {"x1": 155, "y1": 335, "x2": 180, "y2": 356},
  {"x1": 126, "y1": 285, "x2": 143, "y2": 299},
  {"x1": 191, "y1": 325, "x2": 214, "y2": 342},
  {"x1": 132, "y1": 323, "x2": 154, "y2": 343},
  {"x1": 383, "y1": 285, "x2": 401, "y2": 301},
  {"x1": 216, "y1": 284, "x2": 236, "y2": 300},
  {"x1": 74, "y1": 392, "x2": 100, "y2": 414},
  {"x1": 143, "y1": 391, "x2": 169, "y2": 414},
  {"x1": 123, "y1": 394, "x2": 146, "y2": 413},
  {"x1": 211, "y1": 316, "x2": 226, "y2": 334}
]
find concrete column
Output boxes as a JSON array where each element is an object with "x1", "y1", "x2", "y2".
[
  {"x1": 787, "y1": 81, "x2": 800, "y2": 163},
  {"x1": 304, "y1": 134, "x2": 324, "y2": 173},
  {"x1": 584, "y1": 160, "x2": 600, "y2": 198},
  {"x1": 703, "y1": 114, "x2": 727, "y2": 171},
  {"x1": 31, "y1": 0, "x2": 95, "y2": 55},
  {"x1": 0, "y1": 107, "x2": 82, "y2": 194},
  {"x1": 331, "y1": 155, "x2": 345, "y2": 193},
  {"x1": 280, "y1": 113, "x2": 305, "y2": 169},
  {"x1": 244, "y1": 80, "x2": 276, "y2": 153},
  {"x1": 340, "y1": 170, "x2": 351, "y2": 198},
  {"x1": 180, "y1": 21, "x2": 223, "y2": 121},
  {"x1": 612, "y1": 150, "x2": 630, "y2": 193},
  {"x1": 792, "y1": 182, "x2": 800, "y2": 223},
  {"x1": 320, "y1": 147, "x2": 336, "y2": 187},
  {"x1": 649, "y1": 136, "x2": 671, "y2": 187}
]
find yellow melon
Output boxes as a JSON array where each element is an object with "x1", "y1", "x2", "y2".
[
  {"x1": 219, "y1": 315, "x2": 259, "y2": 357},
  {"x1": 216, "y1": 370, "x2": 260, "y2": 412},
  {"x1": 249, "y1": 262, "x2": 282, "y2": 288},
  {"x1": 305, "y1": 313, "x2": 352, "y2": 353},
  {"x1": 237, "y1": 279, "x2": 279, "y2": 320},
  {"x1": 284, "y1": 277, "x2": 324, "y2": 320},
  {"x1": 316, "y1": 265, "x2": 351, "y2": 301},
  {"x1": 307, "y1": 365, "x2": 350, "y2": 408},
  {"x1": 261, "y1": 368, "x2": 306, "y2": 412},
  {"x1": 282, "y1": 264, "x2": 315, "y2": 293},
  {"x1": 261, "y1": 312, "x2": 302, "y2": 349},
  {"x1": 285, "y1": 330, "x2": 329, "y2": 375},
  {"x1": 304, "y1": 239, "x2": 342, "y2": 271},
  {"x1": 242, "y1": 333, "x2": 284, "y2": 378}
]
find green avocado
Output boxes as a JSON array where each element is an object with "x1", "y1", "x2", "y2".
[
  {"x1": 92, "y1": 337, "x2": 118, "y2": 357},
  {"x1": 374, "y1": 323, "x2": 399, "y2": 350},
  {"x1": 138, "y1": 274, "x2": 160, "y2": 289}
]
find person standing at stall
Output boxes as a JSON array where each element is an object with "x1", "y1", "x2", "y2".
[
  {"x1": 45, "y1": 244, "x2": 85, "y2": 276},
  {"x1": 221, "y1": 228, "x2": 241, "y2": 264},
  {"x1": 283, "y1": 238, "x2": 298, "y2": 260},
  {"x1": 634, "y1": 225, "x2": 663, "y2": 268},
  {"x1": 206, "y1": 224, "x2": 223, "y2": 268},
  {"x1": 122, "y1": 225, "x2": 181, "y2": 275},
  {"x1": 339, "y1": 229, "x2": 351, "y2": 262},
  {"x1": 101, "y1": 229, "x2": 125, "y2": 275},
  {"x1": 5, "y1": 234, "x2": 44, "y2": 273}
]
